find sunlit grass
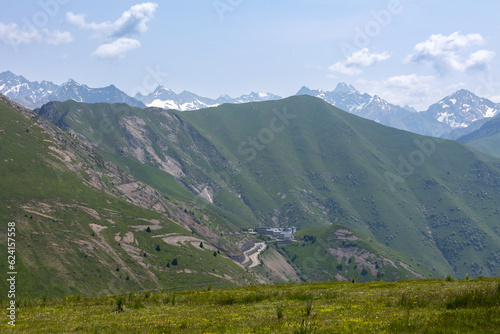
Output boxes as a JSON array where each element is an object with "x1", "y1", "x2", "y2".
[{"x1": 5, "y1": 278, "x2": 500, "y2": 333}]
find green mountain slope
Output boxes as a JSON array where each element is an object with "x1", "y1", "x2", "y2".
[
  {"x1": 35, "y1": 96, "x2": 500, "y2": 279},
  {"x1": 178, "y1": 96, "x2": 500, "y2": 278},
  {"x1": 35, "y1": 100, "x2": 259, "y2": 229},
  {"x1": 0, "y1": 96, "x2": 261, "y2": 298},
  {"x1": 459, "y1": 116, "x2": 500, "y2": 158},
  {"x1": 277, "y1": 225, "x2": 434, "y2": 283}
]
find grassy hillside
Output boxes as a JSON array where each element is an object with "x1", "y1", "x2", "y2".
[
  {"x1": 178, "y1": 96, "x2": 500, "y2": 279},
  {"x1": 34, "y1": 96, "x2": 500, "y2": 279},
  {"x1": 35, "y1": 100, "x2": 259, "y2": 229},
  {"x1": 274, "y1": 225, "x2": 435, "y2": 283},
  {"x1": 0, "y1": 96, "x2": 261, "y2": 298},
  {"x1": 459, "y1": 116, "x2": 500, "y2": 158},
  {"x1": 466, "y1": 134, "x2": 500, "y2": 159},
  {"x1": 5, "y1": 278, "x2": 500, "y2": 333}
]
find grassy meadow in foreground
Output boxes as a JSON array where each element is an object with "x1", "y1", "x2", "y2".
[{"x1": 4, "y1": 278, "x2": 500, "y2": 333}]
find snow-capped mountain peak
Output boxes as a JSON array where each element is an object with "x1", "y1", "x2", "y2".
[
  {"x1": 403, "y1": 105, "x2": 417, "y2": 113},
  {"x1": 296, "y1": 86, "x2": 320, "y2": 96},
  {"x1": 0, "y1": 71, "x2": 145, "y2": 108},
  {"x1": 135, "y1": 87, "x2": 282, "y2": 111},
  {"x1": 65, "y1": 78, "x2": 80, "y2": 86},
  {"x1": 333, "y1": 82, "x2": 358, "y2": 94},
  {"x1": 425, "y1": 89, "x2": 500, "y2": 129}
]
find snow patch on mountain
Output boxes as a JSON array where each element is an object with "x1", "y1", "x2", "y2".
[
  {"x1": 424, "y1": 89, "x2": 500, "y2": 130},
  {"x1": 294, "y1": 83, "x2": 500, "y2": 137},
  {"x1": 134, "y1": 86, "x2": 282, "y2": 111},
  {"x1": 0, "y1": 71, "x2": 145, "y2": 109}
]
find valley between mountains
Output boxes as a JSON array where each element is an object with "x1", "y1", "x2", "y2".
[{"x1": 2, "y1": 79, "x2": 500, "y2": 298}]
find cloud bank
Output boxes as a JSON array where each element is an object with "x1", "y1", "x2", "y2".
[
  {"x1": 67, "y1": 2, "x2": 158, "y2": 59},
  {"x1": 0, "y1": 22, "x2": 73, "y2": 47},
  {"x1": 407, "y1": 32, "x2": 495, "y2": 74},
  {"x1": 329, "y1": 48, "x2": 390, "y2": 75},
  {"x1": 91, "y1": 38, "x2": 142, "y2": 59}
]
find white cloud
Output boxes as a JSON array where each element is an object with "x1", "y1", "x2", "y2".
[
  {"x1": 412, "y1": 32, "x2": 483, "y2": 56},
  {"x1": 407, "y1": 32, "x2": 495, "y2": 74},
  {"x1": 383, "y1": 74, "x2": 436, "y2": 97},
  {"x1": 0, "y1": 22, "x2": 73, "y2": 46},
  {"x1": 329, "y1": 62, "x2": 362, "y2": 76},
  {"x1": 91, "y1": 37, "x2": 141, "y2": 59},
  {"x1": 464, "y1": 49, "x2": 496, "y2": 72},
  {"x1": 0, "y1": 22, "x2": 37, "y2": 45},
  {"x1": 66, "y1": 12, "x2": 101, "y2": 31},
  {"x1": 67, "y1": 2, "x2": 158, "y2": 39},
  {"x1": 67, "y1": 3, "x2": 157, "y2": 60},
  {"x1": 328, "y1": 48, "x2": 390, "y2": 75},
  {"x1": 45, "y1": 30, "x2": 74, "y2": 45}
]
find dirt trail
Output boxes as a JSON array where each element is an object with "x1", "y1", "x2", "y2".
[{"x1": 158, "y1": 233, "x2": 217, "y2": 251}]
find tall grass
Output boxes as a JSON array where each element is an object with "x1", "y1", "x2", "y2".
[
  {"x1": 292, "y1": 320, "x2": 316, "y2": 334},
  {"x1": 275, "y1": 302, "x2": 284, "y2": 319},
  {"x1": 115, "y1": 295, "x2": 125, "y2": 312},
  {"x1": 445, "y1": 283, "x2": 500, "y2": 309},
  {"x1": 305, "y1": 299, "x2": 313, "y2": 316}
]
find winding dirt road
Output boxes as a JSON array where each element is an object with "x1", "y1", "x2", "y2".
[{"x1": 243, "y1": 242, "x2": 267, "y2": 268}]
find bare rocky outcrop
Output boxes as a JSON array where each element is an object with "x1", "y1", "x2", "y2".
[
  {"x1": 328, "y1": 246, "x2": 395, "y2": 276},
  {"x1": 120, "y1": 115, "x2": 184, "y2": 178},
  {"x1": 261, "y1": 248, "x2": 301, "y2": 282}
]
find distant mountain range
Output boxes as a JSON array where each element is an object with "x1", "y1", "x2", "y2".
[
  {"x1": 0, "y1": 71, "x2": 280, "y2": 111},
  {"x1": 2, "y1": 70, "x2": 500, "y2": 138},
  {"x1": 134, "y1": 86, "x2": 282, "y2": 111},
  {"x1": 0, "y1": 71, "x2": 145, "y2": 109},
  {"x1": 296, "y1": 84, "x2": 500, "y2": 138}
]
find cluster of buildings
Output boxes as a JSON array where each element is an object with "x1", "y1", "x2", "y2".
[{"x1": 249, "y1": 226, "x2": 297, "y2": 242}]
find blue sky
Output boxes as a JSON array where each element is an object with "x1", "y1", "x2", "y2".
[{"x1": 1, "y1": 0, "x2": 500, "y2": 110}]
